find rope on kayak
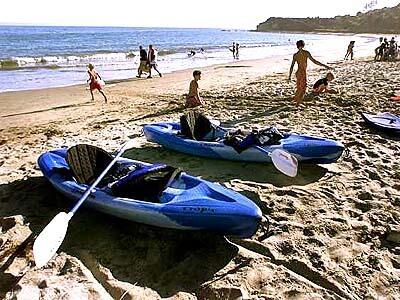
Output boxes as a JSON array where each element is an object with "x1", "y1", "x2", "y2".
[{"x1": 258, "y1": 214, "x2": 271, "y2": 241}]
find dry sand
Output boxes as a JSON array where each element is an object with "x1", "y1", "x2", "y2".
[{"x1": 1, "y1": 54, "x2": 400, "y2": 299}]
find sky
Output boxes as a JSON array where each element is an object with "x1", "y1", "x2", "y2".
[{"x1": 1, "y1": 0, "x2": 399, "y2": 29}]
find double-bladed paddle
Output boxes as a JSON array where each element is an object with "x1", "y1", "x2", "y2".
[{"x1": 33, "y1": 140, "x2": 137, "y2": 268}]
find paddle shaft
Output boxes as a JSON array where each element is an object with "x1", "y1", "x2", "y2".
[{"x1": 70, "y1": 142, "x2": 131, "y2": 215}]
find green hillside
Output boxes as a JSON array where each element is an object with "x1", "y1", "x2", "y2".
[{"x1": 256, "y1": 4, "x2": 400, "y2": 34}]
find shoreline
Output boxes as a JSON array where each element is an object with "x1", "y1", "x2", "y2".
[
  {"x1": 0, "y1": 29, "x2": 380, "y2": 94},
  {"x1": 0, "y1": 55, "x2": 288, "y2": 129}
]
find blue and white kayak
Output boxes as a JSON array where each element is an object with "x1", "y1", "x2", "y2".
[
  {"x1": 361, "y1": 112, "x2": 400, "y2": 134},
  {"x1": 143, "y1": 122, "x2": 345, "y2": 164},
  {"x1": 38, "y1": 148, "x2": 262, "y2": 238}
]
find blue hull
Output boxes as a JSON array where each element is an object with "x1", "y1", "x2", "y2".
[
  {"x1": 143, "y1": 122, "x2": 344, "y2": 164},
  {"x1": 38, "y1": 148, "x2": 262, "y2": 238},
  {"x1": 361, "y1": 112, "x2": 400, "y2": 134}
]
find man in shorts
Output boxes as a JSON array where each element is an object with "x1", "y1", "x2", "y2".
[{"x1": 136, "y1": 45, "x2": 149, "y2": 78}]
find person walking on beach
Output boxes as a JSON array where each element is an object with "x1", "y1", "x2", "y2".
[
  {"x1": 288, "y1": 40, "x2": 333, "y2": 106},
  {"x1": 137, "y1": 45, "x2": 148, "y2": 78},
  {"x1": 87, "y1": 63, "x2": 107, "y2": 103},
  {"x1": 185, "y1": 70, "x2": 204, "y2": 108},
  {"x1": 344, "y1": 41, "x2": 355, "y2": 60},
  {"x1": 235, "y1": 43, "x2": 240, "y2": 59},
  {"x1": 147, "y1": 45, "x2": 162, "y2": 78}
]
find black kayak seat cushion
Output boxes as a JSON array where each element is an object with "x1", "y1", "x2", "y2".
[
  {"x1": 110, "y1": 164, "x2": 180, "y2": 202},
  {"x1": 66, "y1": 144, "x2": 113, "y2": 185}
]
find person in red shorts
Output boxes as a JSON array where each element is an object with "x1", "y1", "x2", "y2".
[
  {"x1": 87, "y1": 63, "x2": 107, "y2": 103},
  {"x1": 288, "y1": 40, "x2": 333, "y2": 106}
]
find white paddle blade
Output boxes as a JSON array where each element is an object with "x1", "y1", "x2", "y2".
[
  {"x1": 209, "y1": 119, "x2": 221, "y2": 127},
  {"x1": 123, "y1": 139, "x2": 140, "y2": 151},
  {"x1": 33, "y1": 212, "x2": 71, "y2": 268},
  {"x1": 271, "y1": 149, "x2": 298, "y2": 177}
]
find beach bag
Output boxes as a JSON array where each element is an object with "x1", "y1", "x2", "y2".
[{"x1": 97, "y1": 78, "x2": 105, "y2": 87}]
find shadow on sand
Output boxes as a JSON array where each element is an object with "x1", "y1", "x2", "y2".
[
  {"x1": 0, "y1": 176, "x2": 238, "y2": 297},
  {"x1": 0, "y1": 143, "x2": 327, "y2": 297},
  {"x1": 124, "y1": 145, "x2": 328, "y2": 187}
]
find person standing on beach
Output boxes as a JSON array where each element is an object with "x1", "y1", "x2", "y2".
[
  {"x1": 185, "y1": 70, "x2": 204, "y2": 108},
  {"x1": 147, "y1": 45, "x2": 162, "y2": 78},
  {"x1": 288, "y1": 40, "x2": 333, "y2": 106},
  {"x1": 230, "y1": 42, "x2": 236, "y2": 59},
  {"x1": 87, "y1": 63, "x2": 107, "y2": 103},
  {"x1": 136, "y1": 45, "x2": 148, "y2": 78},
  {"x1": 235, "y1": 43, "x2": 240, "y2": 59},
  {"x1": 344, "y1": 41, "x2": 355, "y2": 60}
]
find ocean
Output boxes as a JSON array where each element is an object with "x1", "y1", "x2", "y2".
[{"x1": 0, "y1": 26, "x2": 379, "y2": 93}]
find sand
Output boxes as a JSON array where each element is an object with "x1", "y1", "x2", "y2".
[{"x1": 1, "y1": 52, "x2": 400, "y2": 299}]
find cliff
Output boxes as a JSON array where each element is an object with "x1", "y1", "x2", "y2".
[{"x1": 256, "y1": 4, "x2": 400, "y2": 34}]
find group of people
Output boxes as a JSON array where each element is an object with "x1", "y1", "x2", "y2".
[
  {"x1": 375, "y1": 37, "x2": 399, "y2": 61},
  {"x1": 86, "y1": 44, "x2": 163, "y2": 103},
  {"x1": 91, "y1": 38, "x2": 390, "y2": 108},
  {"x1": 188, "y1": 48, "x2": 205, "y2": 57},
  {"x1": 230, "y1": 42, "x2": 240, "y2": 59},
  {"x1": 136, "y1": 45, "x2": 162, "y2": 78},
  {"x1": 185, "y1": 39, "x2": 336, "y2": 109}
]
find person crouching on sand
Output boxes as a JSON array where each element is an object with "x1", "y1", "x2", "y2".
[
  {"x1": 87, "y1": 63, "x2": 107, "y2": 103},
  {"x1": 185, "y1": 70, "x2": 205, "y2": 108},
  {"x1": 288, "y1": 40, "x2": 333, "y2": 106},
  {"x1": 312, "y1": 72, "x2": 338, "y2": 94}
]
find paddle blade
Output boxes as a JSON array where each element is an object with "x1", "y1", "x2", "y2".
[
  {"x1": 122, "y1": 139, "x2": 140, "y2": 151},
  {"x1": 209, "y1": 119, "x2": 221, "y2": 127},
  {"x1": 271, "y1": 149, "x2": 298, "y2": 177},
  {"x1": 33, "y1": 212, "x2": 71, "y2": 268}
]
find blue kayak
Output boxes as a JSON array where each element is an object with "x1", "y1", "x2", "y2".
[
  {"x1": 361, "y1": 112, "x2": 400, "y2": 134},
  {"x1": 38, "y1": 147, "x2": 262, "y2": 238},
  {"x1": 143, "y1": 122, "x2": 345, "y2": 164}
]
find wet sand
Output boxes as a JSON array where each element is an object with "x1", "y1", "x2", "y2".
[{"x1": 1, "y1": 54, "x2": 400, "y2": 299}]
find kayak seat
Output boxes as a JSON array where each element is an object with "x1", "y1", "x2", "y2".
[
  {"x1": 180, "y1": 111, "x2": 216, "y2": 141},
  {"x1": 66, "y1": 144, "x2": 114, "y2": 186},
  {"x1": 110, "y1": 164, "x2": 181, "y2": 202}
]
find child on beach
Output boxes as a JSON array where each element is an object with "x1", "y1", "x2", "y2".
[
  {"x1": 288, "y1": 40, "x2": 333, "y2": 106},
  {"x1": 87, "y1": 63, "x2": 107, "y2": 103},
  {"x1": 185, "y1": 70, "x2": 205, "y2": 108},
  {"x1": 312, "y1": 72, "x2": 338, "y2": 94}
]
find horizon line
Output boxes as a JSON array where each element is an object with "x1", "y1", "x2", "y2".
[{"x1": 0, "y1": 23, "x2": 252, "y2": 31}]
